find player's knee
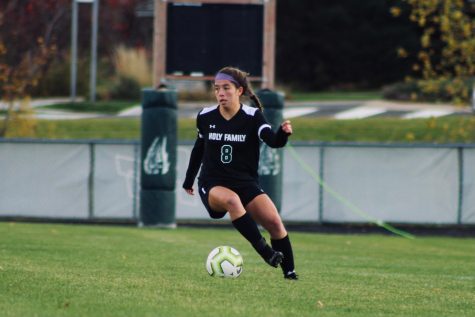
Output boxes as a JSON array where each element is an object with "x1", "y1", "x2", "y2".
[
  {"x1": 224, "y1": 194, "x2": 242, "y2": 210},
  {"x1": 265, "y1": 217, "x2": 284, "y2": 235}
]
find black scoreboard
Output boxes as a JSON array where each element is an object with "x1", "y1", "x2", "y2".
[{"x1": 166, "y1": 3, "x2": 263, "y2": 77}]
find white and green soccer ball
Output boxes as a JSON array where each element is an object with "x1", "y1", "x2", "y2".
[{"x1": 206, "y1": 246, "x2": 243, "y2": 278}]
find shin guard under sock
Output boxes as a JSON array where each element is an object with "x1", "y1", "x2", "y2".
[
  {"x1": 232, "y1": 213, "x2": 274, "y2": 260},
  {"x1": 271, "y1": 235, "x2": 295, "y2": 274}
]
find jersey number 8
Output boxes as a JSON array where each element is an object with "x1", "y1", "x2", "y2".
[{"x1": 221, "y1": 145, "x2": 233, "y2": 164}]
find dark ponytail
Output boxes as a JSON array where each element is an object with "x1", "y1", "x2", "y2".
[{"x1": 217, "y1": 66, "x2": 263, "y2": 111}]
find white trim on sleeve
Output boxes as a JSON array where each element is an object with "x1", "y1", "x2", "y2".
[
  {"x1": 199, "y1": 105, "x2": 218, "y2": 115},
  {"x1": 242, "y1": 104, "x2": 258, "y2": 116},
  {"x1": 258, "y1": 124, "x2": 271, "y2": 141}
]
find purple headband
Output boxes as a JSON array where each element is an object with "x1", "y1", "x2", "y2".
[{"x1": 215, "y1": 72, "x2": 240, "y2": 87}]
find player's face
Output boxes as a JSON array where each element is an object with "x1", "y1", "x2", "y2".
[{"x1": 214, "y1": 80, "x2": 243, "y2": 109}]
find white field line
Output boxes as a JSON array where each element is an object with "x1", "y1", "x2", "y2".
[
  {"x1": 35, "y1": 111, "x2": 100, "y2": 120},
  {"x1": 283, "y1": 107, "x2": 318, "y2": 118},
  {"x1": 402, "y1": 109, "x2": 453, "y2": 119},
  {"x1": 118, "y1": 105, "x2": 142, "y2": 116},
  {"x1": 334, "y1": 106, "x2": 386, "y2": 119},
  {"x1": 0, "y1": 98, "x2": 84, "y2": 110}
]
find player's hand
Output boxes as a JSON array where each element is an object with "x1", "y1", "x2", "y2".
[
  {"x1": 184, "y1": 188, "x2": 194, "y2": 195},
  {"x1": 281, "y1": 120, "x2": 293, "y2": 134}
]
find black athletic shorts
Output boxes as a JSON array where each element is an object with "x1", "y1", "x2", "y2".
[{"x1": 197, "y1": 180, "x2": 265, "y2": 219}]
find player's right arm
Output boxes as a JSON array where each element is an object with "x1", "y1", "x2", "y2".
[
  {"x1": 182, "y1": 115, "x2": 205, "y2": 195},
  {"x1": 182, "y1": 137, "x2": 204, "y2": 195}
]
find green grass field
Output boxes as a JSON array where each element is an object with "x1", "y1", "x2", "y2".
[
  {"x1": 4, "y1": 116, "x2": 474, "y2": 143},
  {"x1": 288, "y1": 90, "x2": 382, "y2": 101},
  {"x1": 1, "y1": 222, "x2": 473, "y2": 317},
  {"x1": 37, "y1": 90, "x2": 381, "y2": 114},
  {"x1": 3, "y1": 94, "x2": 475, "y2": 143},
  {"x1": 41, "y1": 101, "x2": 137, "y2": 114}
]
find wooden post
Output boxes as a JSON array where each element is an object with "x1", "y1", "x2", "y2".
[
  {"x1": 262, "y1": 0, "x2": 276, "y2": 89},
  {"x1": 153, "y1": 0, "x2": 167, "y2": 88}
]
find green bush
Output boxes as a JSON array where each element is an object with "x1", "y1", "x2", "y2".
[
  {"x1": 382, "y1": 81, "x2": 419, "y2": 101},
  {"x1": 31, "y1": 55, "x2": 118, "y2": 99},
  {"x1": 109, "y1": 75, "x2": 141, "y2": 101},
  {"x1": 383, "y1": 78, "x2": 474, "y2": 104},
  {"x1": 31, "y1": 56, "x2": 89, "y2": 97}
]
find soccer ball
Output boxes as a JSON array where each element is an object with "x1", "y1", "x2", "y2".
[{"x1": 206, "y1": 246, "x2": 243, "y2": 278}]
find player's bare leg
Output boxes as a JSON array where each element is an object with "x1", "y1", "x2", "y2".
[
  {"x1": 245, "y1": 194, "x2": 287, "y2": 239},
  {"x1": 208, "y1": 186, "x2": 246, "y2": 220},
  {"x1": 208, "y1": 186, "x2": 283, "y2": 267},
  {"x1": 246, "y1": 194, "x2": 298, "y2": 280}
]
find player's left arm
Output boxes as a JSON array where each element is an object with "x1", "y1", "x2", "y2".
[
  {"x1": 259, "y1": 120, "x2": 292, "y2": 148},
  {"x1": 280, "y1": 120, "x2": 293, "y2": 134}
]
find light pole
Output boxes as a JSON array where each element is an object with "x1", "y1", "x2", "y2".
[
  {"x1": 70, "y1": 0, "x2": 99, "y2": 103},
  {"x1": 70, "y1": 0, "x2": 80, "y2": 102},
  {"x1": 90, "y1": 0, "x2": 99, "y2": 103}
]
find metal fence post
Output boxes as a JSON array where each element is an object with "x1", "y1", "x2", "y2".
[
  {"x1": 319, "y1": 146, "x2": 325, "y2": 224},
  {"x1": 457, "y1": 147, "x2": 464, "y2": 224},
  {"x1": 88, "y1": 142, "x2": 95, "y2": 219}
]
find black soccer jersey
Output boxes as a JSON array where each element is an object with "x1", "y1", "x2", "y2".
[{"x1": 183, "y1": 104, "x2": 289, "y2": 188}]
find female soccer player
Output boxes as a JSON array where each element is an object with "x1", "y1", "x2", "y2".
[{"x1": 182, "y1": 66, "x2": 298, "y2": 280}]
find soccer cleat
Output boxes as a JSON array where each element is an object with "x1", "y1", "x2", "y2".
[
  {"x1": 284, "y1": 271, "x2": 299, "y2": 280},
  {"x1": 254, "y1": 238, "x2": 283, "y2": 268},
  {"x1": 266, "y1": 250, "x2": 284, "y2": 268}
]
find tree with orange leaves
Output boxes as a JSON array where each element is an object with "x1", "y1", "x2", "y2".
[
  {"x1": 392, "y1": 0, "x2": 475, "y2": 104},
  {"x1": 0, "y1": 0, "x2": 69, "y2": 136}
]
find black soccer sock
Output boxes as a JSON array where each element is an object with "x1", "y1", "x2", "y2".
[
  {"x1": 271, "y1": 235, "x2": 295, "y2": 274},
  {"x1": 232, "y1": 213, "x2": 274, "y2": 260}
]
